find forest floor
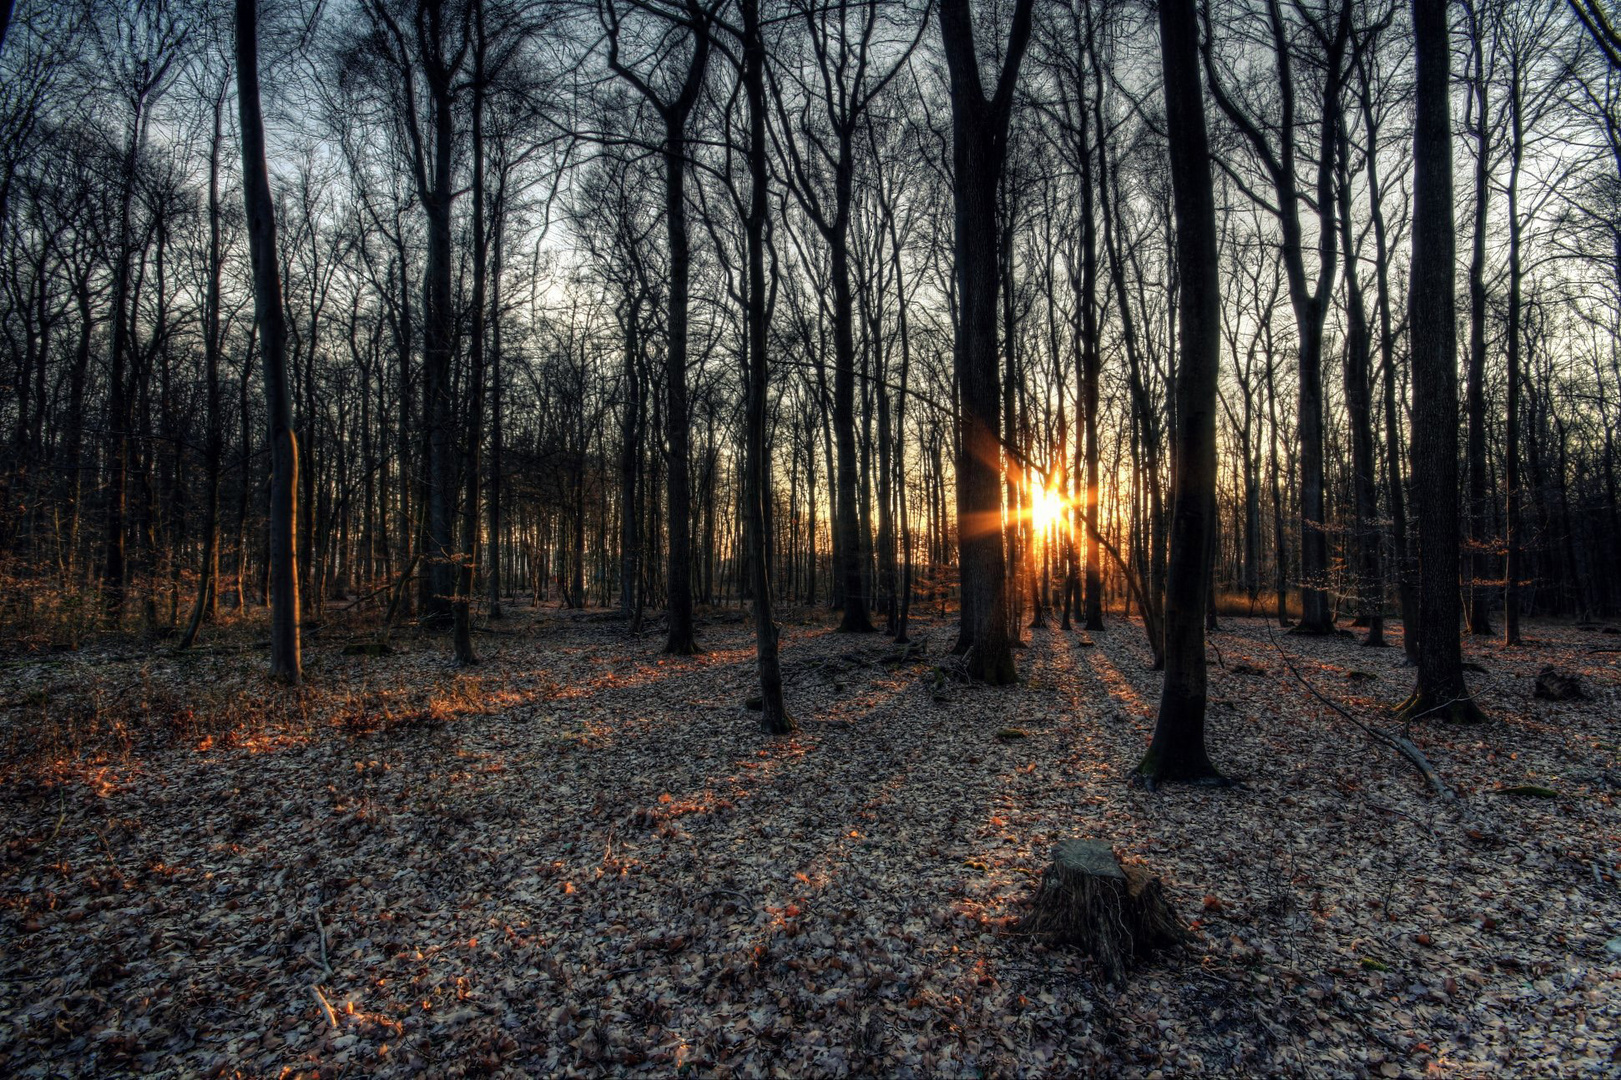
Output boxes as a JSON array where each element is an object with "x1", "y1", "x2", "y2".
[{"x1": 0, "y1": 604, "x2": 1619, "y2": 1078}]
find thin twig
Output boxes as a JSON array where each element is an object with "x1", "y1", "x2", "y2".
[
  {"x1": 312, "y1": 984, "x2": 339, "y2": 1029},
  {"x1": 312, "y1": 895, "x2": 332, "y2": 975}
]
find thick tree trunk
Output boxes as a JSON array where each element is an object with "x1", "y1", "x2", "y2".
[
  {"x1": 237, "y1": 0, "x2": 300, "y2": 684},
  {"x1": 1401, "y1": 0, "x2": 1481, "y2": 723},
  {"x1": 938, "y1": 0, "x2": 1032, "y2": 686},
  {"x1": 1138, "y1": 0, "x2": 1224, "y2": 787}
]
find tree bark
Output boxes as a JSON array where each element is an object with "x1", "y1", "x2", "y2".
[
  {"x1": 1504, "y1": 42, "x2": 1526, "y2": 648},
  {"x1": 237, "y1": 0, "x2": 300, "y2": 684},
  {"x1": 605, "y1": 0, "x2": 711, "y2": 655},
  {"x1": 453, "y1": 0, "x2": 487, "y2": 665},
  {"x1": 740, "y1": 0, "x2": 791, "y2": 733},
  {"x1": 1138, "y1": 0, "x2": 1225, "y2": 786},
  {"x1": 938, "y1": 0, "x2": 1033, "y2": 686},
  {"x1": 181, "y1": 87, "x2": 228, "y2": 650},
  {"x1": 1464, "y1": 8, "x2": 1495, "y2": 636},
  {"x1": 1401, "y1": 0, "x2": 1481, "y2": 723}
]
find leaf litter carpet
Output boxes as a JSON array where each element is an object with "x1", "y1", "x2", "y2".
[{"x1": 1, "y1": 609, "x2": 1618, "y2": 1077}]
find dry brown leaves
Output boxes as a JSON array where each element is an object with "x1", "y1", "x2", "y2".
[{"x1": 0, "y1": 608, "x2": 1618, "y2": 1077}]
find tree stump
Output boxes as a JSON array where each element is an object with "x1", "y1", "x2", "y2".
[
  {"x1": 1534, "y1": 665, "x2": 1585, "y2": 702},
  {"x1": 1022, "y1": 840, "x2": 1188, "y2": 983}
]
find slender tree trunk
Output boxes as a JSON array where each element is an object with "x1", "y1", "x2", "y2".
[
  {"x1": 1504, "y1": 53, "x2": 1526, "y2": 648},
  {"x1": 104, "y1": 97, "x2": 145, "y2": 623},
  {"x1": 663, "y1": 116, "x2": 699, "y2": 653},
  {"x1": 619, "y1": 295, "x2": 643, "y2": 621},
  {"x1": 1337, "y1": 123, "x2": 1385, "y2": 647},
  {"x1": 830, "y1": 209, "x2": 872, "y2": 633},
  {"x1": 421, "y1": 16, "x2": 458, "y2": 631},
  {"x1": 1465, "y1": 13, "x2": 1495, "y2": 635},
  {"x1": 488, "y1": 202, "x2": 506, "y2": 619},
  {"x1": 181, "y1": 91, "x2": 228, "y2": 651},
  {"x1": 739, "y1": 0, "x2": 790, "y2": 732},
  {"x1": 453, "y1": 1, "x2": 487, "y2": 665},
  {"x1": 1079, "y1": 12, "x2": 1104, "y2": 633}
]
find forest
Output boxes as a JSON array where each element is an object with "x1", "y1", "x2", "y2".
[{"x1": 0, "y1": 0, "x2": 1619, "y2": 1075}]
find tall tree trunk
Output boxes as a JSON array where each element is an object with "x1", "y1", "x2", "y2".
[
  {"x1": 1401, "y1": 0, "x2": 1481, "y2": 722},
  {"x1": 104, "y1": 92, "x2": 145, "y2": 623},
  {"x1": 1336, "y1": 121, "x2": 1385, "y2": 648},
  {"x1": 1079, "y1": 8, "x2": 1104, "y2": 633},
  {"x1": 488, "y1": 200, "x2": 506, "y2": 619},
  {"x1": 453, "y1": 0, "x2": 487, "y2": 665},
  {"x1": 237, "y1": 0, "x2": 300, "y2": 684},
  {"x1": 740, "y1": 0, "x2": 791, "y2": 732},
  {"x1": 181, "y1": 91, "x2": 228, "y2": 650},
  {"x1": 619, "y1": 294, "x2": 643, "y2": 621},
  {"x1": 1204, "y1": 0, "x2": 1349, "y2": 636},
  {"x1": 1503, "y1": 49, "x2": 1526, "y2": 648},
  {"x1": 938, "y1": 0, "x2": 1033, "y2": 686},
  {"x1": 663, "y1": 114, "x2": 699, "y2": 652},
  {"x1": 830, "y1": 231, "x2": 872, "y2": 632},
  {"x1": 1139, "y1": 0, "x2": 1224, "y2": 786},
  {"x1": 605, "y1": 2, "x2": 710, "y2": 654},
  {"x1": 420, "y1": 5, "x2": 458, "y2": 631},
  {"x1": 1465, "y1": 10, "x2": 1495, "y2": 636}
]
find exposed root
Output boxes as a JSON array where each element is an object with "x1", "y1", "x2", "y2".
[{"x1": 1393, "y1": 691, "x2": 1487, "y2": 726}]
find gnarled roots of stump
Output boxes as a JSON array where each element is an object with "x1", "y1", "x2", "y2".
[{"x1": 1020, "y1": 839, "x2": 1189, "y2": 983}]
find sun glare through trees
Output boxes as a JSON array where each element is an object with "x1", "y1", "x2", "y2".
[{"x1": 0, "y1": 0, "x2": 1619, "y2": 1075}]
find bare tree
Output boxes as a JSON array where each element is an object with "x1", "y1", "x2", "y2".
[
  {"x1": 1400, "y1": 0, "x2": 1481, "y2": 722},
  {"x1": 1139, "y1": 0, "x2": 1226, "y2": 786},
  {"x1": 938, "y1": 0, "x2": 1033, "y2": 685},
  {"x1": 603, "y1": 0, "x2": 718, "y2": 655},
  {"x1": 237, "y1": 0, "x2": 300, "y2": 683}
]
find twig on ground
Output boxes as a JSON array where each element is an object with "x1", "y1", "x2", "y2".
[
  {"x1": 312, "y1": 895, "x2": 332, "y2": 975},
  {"x1": 1263, "y1": 624, "x2": 1456, "y2": 802},
  {"x1": 312, "y1": 984, "x2": 339, "y2": 1029}
]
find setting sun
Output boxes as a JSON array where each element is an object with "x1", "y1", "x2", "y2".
[{"x1": 1028, "y1": 471, "x2": 1066, "y2": 535}]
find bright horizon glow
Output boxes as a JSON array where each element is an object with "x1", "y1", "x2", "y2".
[{"x1": 1028, "y1": 468, "x2": 1065, "y2": 537}]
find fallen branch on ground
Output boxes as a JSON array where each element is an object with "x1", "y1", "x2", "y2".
[{"x1": 1263, "y1": 624, "x2": 1455, "y2": 802}]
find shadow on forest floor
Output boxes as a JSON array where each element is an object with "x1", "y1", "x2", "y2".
[{"x1": 0, "y1": 607, "x2": 1618, "y2": 1076}]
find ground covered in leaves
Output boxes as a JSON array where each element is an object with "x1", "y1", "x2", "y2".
[{"x1": 1, "y1": 605, "x2": 1619, "y2": 1077}]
